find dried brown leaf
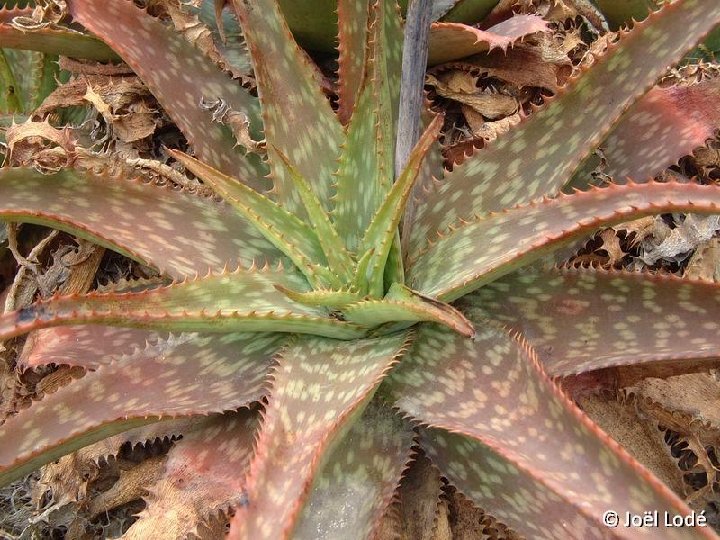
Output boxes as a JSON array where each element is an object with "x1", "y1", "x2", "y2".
[
  {"x1": 455, "y1": 34, "x2": 573, "y2": 91},
  {"x1": 641, "y1": 215, "x2": 720, "y2": 265},
  {"x1": 5, "y1": 119, "x2": 76, "y2": 172},
  {"x1": 630, "y1": 372, "x2": 720, "y2": 433},
  {"x1": 685, "y1": 238, "x2": 720, "y2": 281},
  {"x1": 88, "y1": 454, "x2": 167, "y2": 517},
  {"x1": 427, "y1": 72, "x2": 519, "y2": 119},
  {"x1": 597, "y1": 228, "x2": 624, "y2": 264}
]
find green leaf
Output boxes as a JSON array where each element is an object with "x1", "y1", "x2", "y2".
[
  {"x1": 464, "y1": 266, "x2": 720, "y2": 377},
  {"x1": 274, "y1": 285, "x2": 361, "y2": 309},
  {"x1": 592, "y1": 0, "x2": 658, "y2": 28},
  {"x1": 232, "y1": 0, "x2": 344, "y2": 214},
  {"x1": 27, "y1": 52, "x2": 61, "y2": 110},
  {"x1": 293, "y1": 401, "x2": 415, "y2": 539},
  {"x1": 170, "y1": 150, "x2": 338, "y2": 288},
  {"x1": 191, "y1": 0, "x2": 255, "y2": 81},
  {"x1": 441, "y1": 0, "x2": 499, "y2": 23},
  {"x1": 409, "y1": 180, "x2": 720, "y2": 300},
  {"x1": 0, "y1": 20, "x2": 120, "y2": 61},
  {"x1": 409, "y1": 0, "x2": 720, "y2": 254},
  {"x1": 343, "y1": 283, "x2": 474, "y2": 336},
  {"x1": 359, "y1": 114, "x2": 443, "y2": 297},
  {"x1": 124, "y1": 410, "x2": 258, "y2": 540},
  {"x1": 0, "y1": 166, "x2": 279, "y2": 278},
  {"x1": 333, "y1": 0, "x2": 404, "y2": 255},
  {"x1": 0, "y1": 267, "x2": 366, "y2": 340},
  {"x1": 227, "y1": 332, "x2": 409, "y2": 539},
  {"x1": 66, "y1": 0, "x2": 267, "y2": 187},
  {"x1": 385, "y1": 323, "x2": 699, "y2": 538},
  {"x1": 274, "y1": 149, "x2": 355, "y2": 281},
  {"x1": 276, "y1": 0, "x2": 339, "y2": 51},
  {"x1": 0, "y1": 48, "x2": 21, "y2": 113},
  {"x1": 0, "y1": 332, "x2": 283, "y2": 487}
]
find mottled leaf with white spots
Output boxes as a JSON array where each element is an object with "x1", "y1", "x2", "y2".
[
  {"x1": 386, "y1": 324, "x2": 705, "y2": 539},
  {"x1": 228, "y1": 332, "x2": 409, "y2": 539},
  {"x1": 169, "y1": 150, "x2": 336, "y2": 287},
  {"x1": 0, "y1": 167, "x2": 279, "y2": 278},
  {"x1": 231, "y1": 0, "x2": 343, "y2": 214},
  {"x1": 334, "y1": 0, "x2": 403, "y2": 254},
  {"x1": 0, "y1": 332, "x2": 283, "y2": 487},
  {"x1": 410, "y1": 0, "x2": 720, "y2": 253},
  {"x1": 582, "y1": 76, "x2": 720, "y2": 183},
  {"x1": 18, "y1": 326, "x2": 155, "y2": 370},
  {"x1": 336, "y1": 0, "x2": 370, "y2": 124},
  {"x1": 410, "y1": 180, "x2": 720, "y2": 300},
  {"x1": 464, "y1": 266, "x2": 720, "y2": 377},
  {"x1": 293, "y1": 401, "x2": 415, "y2": 540}
]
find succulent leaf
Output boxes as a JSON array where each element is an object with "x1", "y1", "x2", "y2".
[
  {"x1": 0, "y1": 332, "x2": 283, "y2": 487},
  {"x1": 0, "y1": 17, "x2": 119, "y2": 61},
  {"x1": 182, "y1": 0, "x2": 255, "y2": 81},
  {"x1": 336, "y1": 0, "x2": 370, "y2": 124},
  {"x1": 18, "y1": 326, "x2": 156, "y2": 370},
  {"x1": 169, "y1": 150, "x2": 337, "y2": 287},
  {"x1": 410, "y1": 0, "x2": 720, "y2": 253},
  {"x1": 440, "y1": 0, "x2": 500, "y2": 23},
  {"x1": 359, "y1": 114, "x2": 442, "y2": 296},
  {"x1": 0, "y1": 166, "x2": 278, "y2": 278},
  {"x1": 273, "y1": 148, "x2": 355, "y2": 281},
  {"x1": 274, "y1": 285, "x2": 362, "y2": 308},
  {"x1": 386, "y1": 323, "x2": 702, "y2": 539},
  {"x1": 231, "y1": 0, "x2": 344, "y2": 214},
  {"x1": 410, "y1": 180, "x2": 720, "y2": 300},
  {"x1": 0, "y1": 267, "x2": 366, "y2": 340},
  {"x1": 66, "y1": 0, "x2": 267, "y2": 186},
  {"x1": 228, "y1": 332, "x2": 409, "y2": 539},
  {"x1": 465, "y1": 266, "x2": 720, "y2": 377},
  {"x1": 1, "y1": 0, "x2": 720, "y2": 535},
  {"x1": 293, "y1": 401, "x2": 415, "y2": 539},
  {"x1": 579, "y1": 76, "x2": 720, "y2": 183},
  {"x1": 343, "y1": 282, "x2": 474, "y2": 336},
  {"x1": 333, "y1": 0, "x2": 403, "y2": 254}
]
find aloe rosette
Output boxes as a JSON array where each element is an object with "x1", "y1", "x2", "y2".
[{"x1": 1, "y1": 0, "x2": 720, "y2": 538}]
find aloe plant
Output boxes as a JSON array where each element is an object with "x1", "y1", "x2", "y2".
[{"x1": 2, "y1": 0, "x2": 720, "y2": 537}]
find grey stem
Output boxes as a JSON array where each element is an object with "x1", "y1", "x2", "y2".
[{"x1": 394, "y1": 0, "x2": 433, "y2": 179}]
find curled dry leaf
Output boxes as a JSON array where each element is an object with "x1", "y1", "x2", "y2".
[
  {"x1": 5, "y1": 119, "x2": 76, "y2": 172},
  {"x1": 452, "y1": 33, "x2": 574, "y2": 91},
  {"x1": 641, "y1": 215, "x2": 720, "y2": 265},
  {"x1": 199, "y1": 97, "x2": 266, "y2": 154},
  {"x1": 427, "y1": 72, "x2": 519, "y2": 119},
  {"x1": 83, "y1": 80, "x2": 157, "y2": 143},
  {"x1": 628, "y1": 372, "x2": 720, "y2": 434},
  {"x1": 462, "y1": 108, "x2": 521, "y2": 141},
  {"x1": 685, "y1": 238, "x2": 720, "y2": 281}
]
